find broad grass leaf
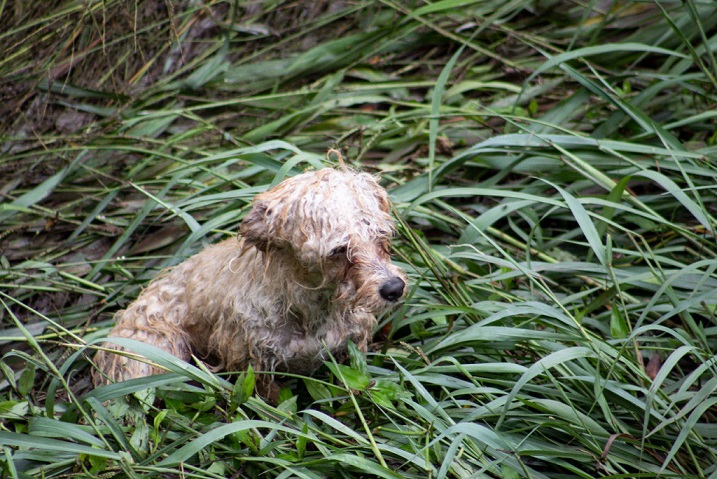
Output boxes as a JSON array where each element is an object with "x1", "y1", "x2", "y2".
[
  {"x1": 429, "y1": 44, "x2": 463, "y2": 188},
  {"x1": 460, "y1": 133, "x2": 703, "y2": 158},
  {"x1": 436, "y1": 432, "x2": 465, "y2": 479},
  {"x1": 328, "y1": 453, "x2": 405, "y2": 479},
  {"x1": 392, "y1": 363, "x2": 441, "y2": 412},
  {"x1": 660, "y1": 397, "x2": 717, "y2": 475},
  {"x1": 124, "y1": 112, "x2": 179, "y2": 138},
  {"x1": 158, "y1": 420, "x2": 312, "y2": 466},
  {"x1": 648, "y1": 377, "x2": 717, "y2": 440},
  {"x1": 597, "y1": 175, "x2": 633, "y2": 239},
  {"x1": 275, "y1": 466, "x2": 324, "y2": 479},
  {"x1": 0, "y1": 153, "x2": 84, "y2": 223},
  {"x1": 558, "y1": 63, "x2": 683, "y2": 147},
  {"x1": 0, "y1": 431, "x2": 121, "y2": 460},
  {"x1": 0, "y1": 400, "x2": 28, "y2": 419},
  {"x1": 92, "y1": 338, "x2": 230, "y2": 390},
  {"x1": 499, "y1": 347, "x2": 598, "y2": 427},
  {"x1": 526, "y1": 43, "x2": 688, "y2": 84},
  {"x1": 429, "y1": 325, "x2": 570, "y2": 354},
  {"x1": 542, "y1": 179, "x2": 607, "y2": 268},
  {"x1": 644, "y1": 345, "x2": 697, "y2": 432},
  {"x1": 225, "y1": 31, "x2": 387, "y2": 86},
  {"x1": 530, "y1": 398, "x2": 609, "y2": 435},
  {"x1": 461, "y1": 200, "x2": 535, "y2": 244},
  {"x1": 129, "y1": 182, "x2": 201, "y2": 234},
  {"x1": 301, "y1": 410, "x2": 369, "y2": 446},
  {"x1": 528, "y1": 89, "x2": 592, "y2": 134},
  {"x1": 501, "y1": 465, "x2": 521, "y2": 479},
  {"x1": 432, "y1": 422, "x2": 514, "y2": 452},
  {"x1": 413, "y1": 0, "x2": 484, "y2": 15},
  {"x1": 446, "y1": 80, "x2": 521, "y2": 97},
  {"x1": 28, "y1": 417, "x2": 104, "y2": 447},
  {"x1": 81, "y1": 374, "x2": 185, "y2": 404},
  {"x1": 407, "y1": 186, "x2": 563, "y2": 215},
  {"x1": 631, "y1": 169, "x2": 714, "y2": 233},
  {"x1": 179, "y1": 42, "x2": 229, "y2": 90},
  {"x1": 84, "y1": 397, "x2": 140, "y2": 460}
]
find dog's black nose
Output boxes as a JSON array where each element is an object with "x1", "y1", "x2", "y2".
[{"x1": 379, "y1": 277, "x2": 405, "y2": 302}]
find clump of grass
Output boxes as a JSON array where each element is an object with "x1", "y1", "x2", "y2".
[{"x1": 2, "y1": 1, "x2": 717, "y2": 478}]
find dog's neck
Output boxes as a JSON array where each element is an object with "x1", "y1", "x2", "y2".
[{"x1": 248, "y1": 245, "x2": 341, "y2": 325}]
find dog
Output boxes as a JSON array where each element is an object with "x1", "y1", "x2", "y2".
[{"x1": 92, "y1": 167, "x2": 407, "y2": 393}]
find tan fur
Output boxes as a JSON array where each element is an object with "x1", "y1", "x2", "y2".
[{"x1": 92, "y1": 168, "x2": 407, "y2": 388}]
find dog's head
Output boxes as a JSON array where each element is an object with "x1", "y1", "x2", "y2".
[{"x1": 240, "y1": 168, "x2": 407, "y2": 313}]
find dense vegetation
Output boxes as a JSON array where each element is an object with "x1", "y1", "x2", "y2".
[{"x1": 2, "y1": 1, "x2": 717, "y2": 477}]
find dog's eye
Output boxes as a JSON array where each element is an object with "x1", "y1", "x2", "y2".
[{"x1": 330, "y1": 245, "x2": 348, "y2": 257}]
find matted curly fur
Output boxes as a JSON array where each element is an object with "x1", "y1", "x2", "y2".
[{"x1": 92, "y1": 167, "x2": 407, "y2": 389}]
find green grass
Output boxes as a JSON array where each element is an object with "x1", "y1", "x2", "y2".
[{"x1": 2, "y1": 0, "x2": 717, "y2": 477}]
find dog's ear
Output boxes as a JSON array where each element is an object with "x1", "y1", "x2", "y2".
[
  {"x1": 374, "y1": 186, "x2": 391, "y2": 213},
  {"x1": 240, "y1": 200, "x2": 271, "y2": 249}
]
